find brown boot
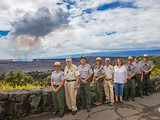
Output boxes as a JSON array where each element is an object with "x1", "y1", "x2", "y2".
[
  {"x1": 115, "y1": 97, "x2": 118, "y2": 102},
  {"x1": 120, "y1": 97, "x2": 123, "y2": 102},
  {"x1": 96, "y1": 102, "x2": 103, "y2": 106},
  {"x1": 93, "y1": 101, "x2": 98, "y2": 105}
]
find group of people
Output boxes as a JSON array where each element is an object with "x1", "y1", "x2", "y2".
[{"x1": 50, "y1": 54, "x2": 153, "y2": 118}]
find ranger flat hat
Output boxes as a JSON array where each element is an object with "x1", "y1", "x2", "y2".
[
  {"x1": 80, "y1": 56, "x2": 86, "y2": 60},
  {"x1": 105, "y1": 57, "x2": 110, "y2": 61},
  {"x1": 143, "y1": 54, "x2": 148, "y2": 57},
  {"x1": 135, "y1": 56, "x2": 139, "y2": 59},
  {"x1": 66, "y1": 57, "x2": 72, "y2": 62},
  {"x1": 54, "y1": 62, "x2": 61, "y2": 67},
  {"x1": 128, "y1": 56, "x2": 133, "y2": 60},
  {"x1": 96, "y1": 57, "x2": 102, "y2": 61}
]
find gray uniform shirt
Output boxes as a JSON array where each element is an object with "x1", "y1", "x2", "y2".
[
  {"x1": 133, "y1": 62, "x2": 143, "y2": 74},
  {"x1": 141, "y1": 60, "x2": 154, "y2": 71},
  {"x1": 125, "y1": 64, "x2": 136, "y2": 77},
  {"x1": 78, "y1": 64, "x2": 93, "y2": 78},
  {"x1": 94, "y1": 65, "x2": 104, "y2": 77},
  {"x1": 51, "y1": 70, "x2": 65, "y2": 85}
]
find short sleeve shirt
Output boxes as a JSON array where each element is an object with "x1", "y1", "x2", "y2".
[
  {"x1": 94, "y1": 65, "x2": 105, "y2": 77},
  {"x1": 141, "y1": 60, "x2": 154, "y2": 71},
  {"x1": 64, "y1": 64, "x2": 80, "y2": 80},
  {"x1": 114, "y1": 65, "x2": 127, "y2": 84},
  {"x1": 125, "y1": 64, "x2": 136, "y2": 77},
  {"x1": 133, "y1": 62, "x2": 143, "y2": 74},
  {"x1": 78, "y1": 64, "x2": 93, "y2": 78},
  {"x1": 51, "y1": 70, "x2": 65, "y2": 85},
  {"x1": 103, "y1": 65, "x2": 114, "y2": 79}
]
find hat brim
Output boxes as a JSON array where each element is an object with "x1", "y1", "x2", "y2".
[
  {"x1": 95, "y1": 60, "x2": 103, "y2": 62},
  {"x1": 80, "y1": 57, "x2": 86, "y2": 60},
  {"x1": 52, "y1": 65, "x2": 62, "y2": 67}
]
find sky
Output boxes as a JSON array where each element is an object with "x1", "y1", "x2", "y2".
[{"x1": 0, "y1": 0, "x2": 160, "y2": 59}]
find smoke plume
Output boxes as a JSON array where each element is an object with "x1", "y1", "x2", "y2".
[{"x1": 9, "y1": 7, "x2": 69, "y2": 59}]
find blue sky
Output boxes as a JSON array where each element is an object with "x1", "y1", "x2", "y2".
[{"x1": 0, "y1": 0, "x2": 160, "y2": 59}]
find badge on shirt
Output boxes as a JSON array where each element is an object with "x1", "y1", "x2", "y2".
[
  {"x1": 76, "y1": 69, "x2": 78, "y2": 71},
  {"x1": 132, "y1": 66, "x2": 134, "y2": 68},
  {"x1": 85, "y1": 67, "x2": 87, "y2": 69},
  {"x1": 71, "y1": 70, "x2": 73, "y2": 72},
  {"x1": 147, "y1": 63, "x2": 150, "y2": 66}
]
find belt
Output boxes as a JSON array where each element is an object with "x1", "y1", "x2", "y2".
[
  {"x1": 105, "y1": 78, "x2": 112, "y2": 81},
  {"x1": 136, "y1": 74, "x2": 141, "y2": 75},
  {"x1": 54, "y1": 85, "x2": 59, "y2": 87},
  {"x1": 66, "y1": 79, "x2": 76, "y2": 82}
]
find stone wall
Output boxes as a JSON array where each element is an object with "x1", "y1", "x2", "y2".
[{"x1": 0, "y1": 76, "x2": 160, "y2": 120}]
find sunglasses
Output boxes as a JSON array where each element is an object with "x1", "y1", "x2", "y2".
[{"x1": 129, "y1": 67, "x2": 131, "y2": 71}]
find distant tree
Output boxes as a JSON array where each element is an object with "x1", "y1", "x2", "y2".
[{"x1": 0, "y1": 72, "x2": 5, "y2": 81}]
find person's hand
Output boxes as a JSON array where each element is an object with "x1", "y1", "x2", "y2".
[
  {"x1": 82, "y1": 80, "x2": 87, "y2": 84},
  {"x1": 128, "y1": 76, "x2": 131, "y2": 80},
  {"x1": 74, "y1": 85, "x2": 78, "y2": 90},
  {"x1": 96, "y1": 78, "x2": 99, "y2": 81},
  {"x1": 141, "y1": 76, "x2": 143, "y2": 81},
  {"x1": 92, "y1": 80, "x2": 95, "y2": 85},
  {"x1": 53, "y1": 88, "x2": 58, "y2": 93},
  {"x1": 144, "y1": 70, "x2": 148, "y2": 74},
  {"x1": 124, "y1": 79, "x2": 127, "y2": 83},
  {"x1": 111, "y1": 80, "x2": 114, "y2": 85}
]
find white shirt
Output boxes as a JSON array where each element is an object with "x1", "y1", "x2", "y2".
[{"x1": 114, "y1": 65, "x2": 127, "y2": 84}]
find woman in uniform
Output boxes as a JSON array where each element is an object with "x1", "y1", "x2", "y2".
[
  {"x1": 93, "y1": 57, "x2": 106, "y2": 106},
  {"x1": 51, "y1": 62, "x2": 65, "y2": 118}
]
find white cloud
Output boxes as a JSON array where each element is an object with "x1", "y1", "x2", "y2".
[{"x1": 0, "y1": 0, "x2": 160, "y2": 59}]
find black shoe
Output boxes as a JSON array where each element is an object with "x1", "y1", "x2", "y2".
[
  {"x1": 59, "y1": 113, "x2": 64, "y2": 118},
  {"x1": 132, "y1": 98, "x2": 135, "y2": 101},
  {"x1": 126, "y1": 97, "x2": 129, "y2": 101},
  {"x1": 146, "y1": 93, "x2": 150, "y2": 96},
  {"x1": 80, "y1": 105, "x2": 86, "y2": 109},
  {"x1": 52, "y1": 111, "x2": 59, "y2": 115},
  {"x1": 87, "y1": 107, "x2": 91, "y2": 112},
  {"x1": 140, "y1": 95, "x2": 144, "y2": 98},
  {"x1": 72, "y1": 111, "x2": 77, "y2": 115}
]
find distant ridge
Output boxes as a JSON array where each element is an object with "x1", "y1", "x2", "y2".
[{"x1": 42, "y1": 49, "x2": 160, "y2": 59}]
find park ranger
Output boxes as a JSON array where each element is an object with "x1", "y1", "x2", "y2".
[
  {"x1": 141, "y1": 54, "x2": 154, "y2": 96},
  {"x1": 93, "y1": 57, "x2": 106, "y2": 106},
  {"x1": 103, "y1": 58, "x2": 114, "y2": 105},
  {"x1": 64, "y1": 57, "x2": 80, "y2": 115},
  {"x1": 51, "y1": 62, "x2": 65, "y2": 118},
  {"x1": 125, "y1": 56, "x2": 136, "y2": 101},
  {"x1": 78, "y1": 56, "x2": 93, "y2": 112},
  {"x1": 133, "y1": 56, "x2": 144, "y2": 98}
]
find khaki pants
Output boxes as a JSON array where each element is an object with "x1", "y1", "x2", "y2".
[
  {"x1": 104, "y1": 79, "x2": 114, "y2": 103},
  {"x1": 65, "y1": 81, "x2": 77, "y2": 111}
]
